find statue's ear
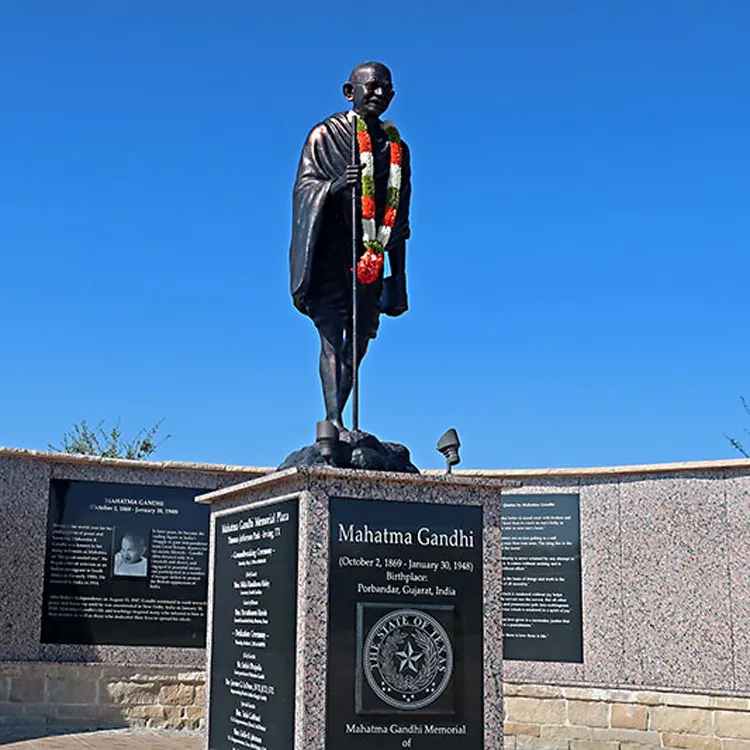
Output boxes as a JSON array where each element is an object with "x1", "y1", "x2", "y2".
[{"x1": 343, "y1": 82, "x2": 355, "y2": 101}]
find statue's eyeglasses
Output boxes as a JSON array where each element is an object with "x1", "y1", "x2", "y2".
[{"x1": 352, "y1": 81, "x2": 394, "y2": 96}]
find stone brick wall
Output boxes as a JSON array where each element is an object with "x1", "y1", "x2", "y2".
[
  {"x1": 0, "y1": 663, "x2": 205, "y2": 730},
  {"x1": 504, "y1": 683, "x2": 750, "y2": 750},
  {"x1": 7, "y1": 667, "x2": 749, "y2": 746}
]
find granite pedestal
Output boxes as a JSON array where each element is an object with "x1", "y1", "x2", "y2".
[{"x1": 197, "y1": 467, "x2": 504, "y2": 750}]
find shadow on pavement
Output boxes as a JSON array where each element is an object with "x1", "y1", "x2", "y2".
[
  {"x1": 0, "y1": 725, "x2": 112, "y2": 745},
  {"x1": 0, "y1": 727, "x2": 205, "y2": 748}
]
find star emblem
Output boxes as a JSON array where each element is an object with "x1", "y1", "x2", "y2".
[
  {"x1": 395, "y1": 641, "x2": 423, "y2": 674},
  {"x1": 363, "y1": 609, "x2": 454, "y2": 710}
]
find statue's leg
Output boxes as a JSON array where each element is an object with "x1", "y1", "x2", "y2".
[
  {"x1": 337, "y1": 335, "x2": 372, "y2": 421},
  {"x1": 317, "y1": 316, "x2": 346, "y2": 431},
  {"x1": 337, "y1": 288, "x2": 381, "y2": 423}
]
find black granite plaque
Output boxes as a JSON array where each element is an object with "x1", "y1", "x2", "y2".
[
  {"x1": 208, "y1": 499, "x2": 298, "y2": 750},
  {"x1": 327, "y1": 497, "x2": 483, "y2": 750},
  {"x1": 41, "y1": 479, "x2": 211, "y2": 647},
  {"x1": 501, "y1": 494, "x2": 582, "y2": 662}
]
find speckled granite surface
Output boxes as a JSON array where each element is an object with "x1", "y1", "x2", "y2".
[
  {"x1": 619, "y1": 472, "x2": 733, "y2": 691},
  {"x1": 733, "y1": 603, "x2": 750, "y2": 691},
  {"x1": 577, "y1": 476, "x2": 624, "y2": 685},
  {"x1": 201, "y1": 467, "x2": 506, "y2": 750},
  {"x1": 500, "y1": 470, "x2": 749, "y2": 697},
  {"x1": 0, "y1": 452, "x2": 261, "y2": 666},
  {"x1": 725, "y1": 472, "x2": 750, "y2": 692},
  {"x1": 0, "y1": 456, "x2": 51, "y2": 661}
]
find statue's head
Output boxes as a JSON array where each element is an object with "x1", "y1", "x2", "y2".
[{"x1": 343, "y1": 62, "x2": 394, "y2": 118}]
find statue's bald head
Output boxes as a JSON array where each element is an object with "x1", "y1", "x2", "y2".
[
  {"x1": 348, "y1": 61, "x2": 392, "y2": 84},
  {"x1": 343, "y1": 61, "x2": 395, "y2": 118}
]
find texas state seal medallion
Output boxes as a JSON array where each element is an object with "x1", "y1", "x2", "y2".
[{"x1": 363, "y1": 608, "x2": 453, "y2": 710}]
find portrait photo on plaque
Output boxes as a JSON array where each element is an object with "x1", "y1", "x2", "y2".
[{"x1": 112, "y1": 529, "x2": 149, "y2": 578}]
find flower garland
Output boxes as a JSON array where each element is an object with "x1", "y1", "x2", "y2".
[{"x1": 353, "y1": 115, "x2": 402, "y2": 284}]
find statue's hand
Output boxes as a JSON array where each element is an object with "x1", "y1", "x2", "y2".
[
  {"x1": 380, "y1": 273, "x2": 408, "y2": 317},
  {"x1": 331, "y1": 164, "x2": 362, "y2": 195}
]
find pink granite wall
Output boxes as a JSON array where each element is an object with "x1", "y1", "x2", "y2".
[
  {"x1": 0, "y1": 448, "x2": 261, "y2": 667},
  {"x1": 500, "y1": 467, "x2": 749, "y2": 696}
]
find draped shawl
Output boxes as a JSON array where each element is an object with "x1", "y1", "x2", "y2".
[{"x1": 289, "y1": 111, "x2": 411, "y2": 313}]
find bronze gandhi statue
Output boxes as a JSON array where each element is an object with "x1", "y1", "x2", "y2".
[{"x1": 289, "y1": 62, "x2": 412, "y2": 434}]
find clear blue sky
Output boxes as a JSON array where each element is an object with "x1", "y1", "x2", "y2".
[{"x1": 2, "y1": 1, "x2": 749, "y2": 471}]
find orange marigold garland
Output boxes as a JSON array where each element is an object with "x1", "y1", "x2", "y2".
[{"x1": 353, "y1": 115, "x2": 402, "y2": 284}]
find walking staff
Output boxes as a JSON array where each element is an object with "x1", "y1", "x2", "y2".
[{"x1": 350, "y1": 112, "x2": 360, "y2": 431}]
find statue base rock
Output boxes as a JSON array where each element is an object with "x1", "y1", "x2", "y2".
[{"x1": 278, "y1": 429, "x2": 419, "y2": 474}]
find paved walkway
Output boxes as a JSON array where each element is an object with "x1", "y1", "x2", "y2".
[{"x1": 0, "y1": 728, "x2": 205, "y2": 748}]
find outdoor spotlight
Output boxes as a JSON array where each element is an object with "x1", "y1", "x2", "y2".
[
  {"x1": 316, "y1": 420, "x2": 339, "y2": 465},
  {"x1": 437, "y1": 428, "x2": 461, "y2": 473}
]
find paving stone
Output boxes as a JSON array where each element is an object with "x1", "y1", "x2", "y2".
[
  {"x1": 504, "y1": 722, "x2": 540, "y2": 737},
  {"x1": 715, "y1": 710, "x2": 750, "y2": 740},
  {"x1": 650, "y1": 706, "x2": 713, "y2": 735},
  {"x1": 9, "y1": 677, "x2": 45, "y2": 704},
  {"x1": 0, "y1": 727, "x2": 205, "y2": 748},
  {"x1": 611, "y1": 702, "x2": 648, "y2": 730},
  {"x1": 505, "y1": 697, "x2": 567, "y2": 724},
  {"x1": 540, "y1": 724, "x2": 593, "y2": 741},
  {"x1": 47, "y1": 679, "x2": 98, "y2": 705},
  {"x1": 570, "y1": 741, "x2": 620, "y2": 750},
  {"x1": 662, "y1": 731, "x2": 722, "y2": 750},
  {"x1": 568, "y1": 699, "x2": 609, "y2": 728},
  {"x1": 505, "y1": 684, "x2": 564, "y2": 699},
  {"x1": 158, "y1": 684, "x2": 195, "y2": 705}
]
